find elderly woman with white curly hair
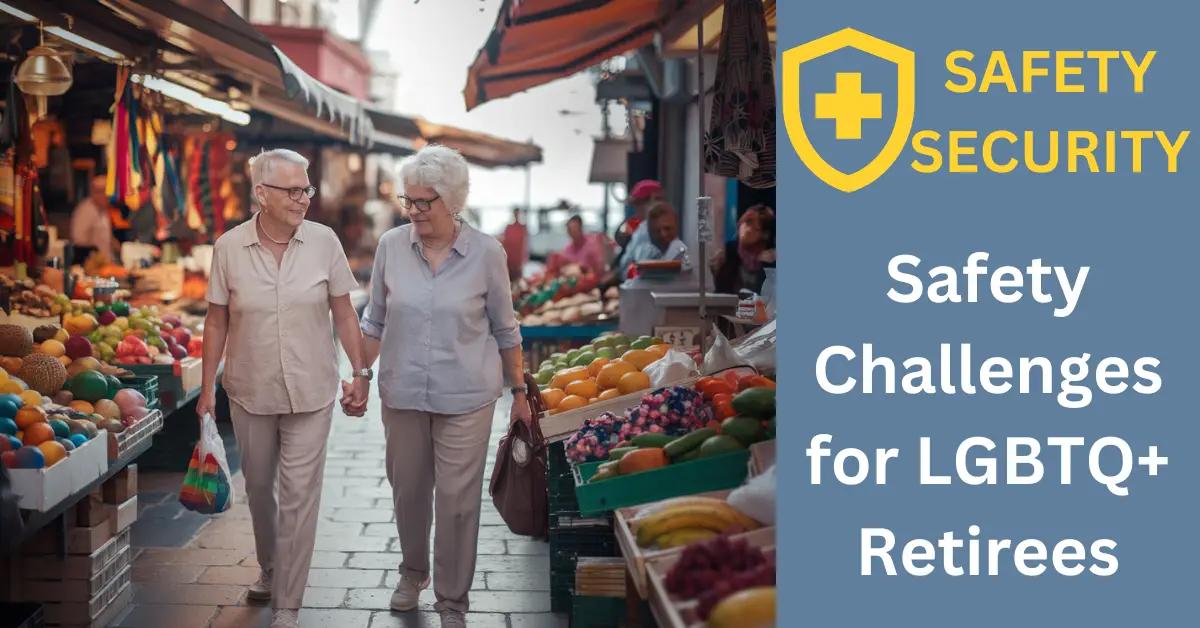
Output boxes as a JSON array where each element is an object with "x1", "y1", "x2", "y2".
[{"x1": 352, "y1": 145, "x2": 528, "y2": 627}]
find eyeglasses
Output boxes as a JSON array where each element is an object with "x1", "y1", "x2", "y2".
[
  {"x1": 261, "y1": 183, "x2": 317, "y2": 201},
  {"x1": 398, "y1": 194, "x2": 440, "y2": 212}
]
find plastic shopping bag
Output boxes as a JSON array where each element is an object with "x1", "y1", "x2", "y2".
[
  {"x1": 645, "y1": 347, "x2": 701, "y2": 387},
  {"x1": 727, "y1": 465, "x2": 776, "y2": 525},
  {"x1": 179, "y1": 413, "x2": 235, "y2": 514}
]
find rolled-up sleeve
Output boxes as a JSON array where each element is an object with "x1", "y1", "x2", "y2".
[
  {"x1": 485, "y1": 246, "x2": 522, "y2": 350},
  {"x1": 360, "y1": 238, "x2": 388, "y2": 339}
]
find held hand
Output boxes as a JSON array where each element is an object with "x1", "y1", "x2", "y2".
[
  {"x1": 196, "y1": 387, "x2": 216, "y2": 422},
  {"x1": 510, "y1": 393, "x2": 533, "y2": 426},
  {"x1": 340, "y1": 379, "x2": 368, "y2": 417}
]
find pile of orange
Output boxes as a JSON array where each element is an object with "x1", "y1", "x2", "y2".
[{"x1": 539, "y1": 344, "x2": 674, "y2": 415}]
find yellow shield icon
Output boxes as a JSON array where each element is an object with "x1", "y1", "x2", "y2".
[{"x1": 782, "y1": 28, "x2": 915, "y2": 193}]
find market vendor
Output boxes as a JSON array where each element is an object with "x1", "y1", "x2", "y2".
[
  {"x1": 613, "y1": 179, "x2": 664, "y2": 264},
  {"x1": 548, "y1": 214, "x2": 607, "y2": 277},
  {"x1": 623, "y1": 201, "x2": 688, "y2": 269},
  {"x1": 197, "y1": 148, "x2": 369, "y2": 628},
  {"x1": 711, "y1": 204, "x2": 776, "y2": 294},
  {"x1": 68, "y1": 175, "x2": 117, "y2": 263}
]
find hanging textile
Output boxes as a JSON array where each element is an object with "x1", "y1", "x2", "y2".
[{"x1": 703, "y1": 0, "x2": 776, "y2": 189}]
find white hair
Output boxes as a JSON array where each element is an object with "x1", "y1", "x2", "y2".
[
  {"x1": 249, "y1": 148, "x2": 309, "y2": 187},
  {"x1": 399, "y1": 145, "x2": 469, "y2": 214}
]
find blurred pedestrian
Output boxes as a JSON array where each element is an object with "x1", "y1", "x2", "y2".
[
  {"x1": 614, "y1": 179, "x2": 664, "y2": 272},
  {"x1": 69, "y1": 175, "x2": 116, "y2": 263},
  {"x1": 549, "y1": 214, "x2": 606, "y2": 277},
  {"x1": 500, "y1": 206, "x2": 528, "y2": 280}
]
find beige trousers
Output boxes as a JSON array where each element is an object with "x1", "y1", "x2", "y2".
[
  {"x1": 229, "y1": 401, "x2": 334, "y2": 609},
  {"x1": 382, "y1": 402, "x2": 496, "y2": 613}
]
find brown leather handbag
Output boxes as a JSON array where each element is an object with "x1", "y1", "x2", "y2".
[{"x1": 489, "y1": 373, "x2": 549, "y2": 538}]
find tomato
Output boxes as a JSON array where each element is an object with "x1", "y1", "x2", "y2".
[
  {"x1": 711, "y1": 393, "x2": 733, "y2": 406},
  {"x1": 695, "y1": 377, "x2": 718, "y2": 393},
  {"x1": 699, "y1": 380, "x2": 734, "y2": 400},
  {"x1": 738, "y1": 375, "x2": 776, "y2": 391},
  {"x1": 714, "y1": 400, "x2": 736, "y2": 420}
]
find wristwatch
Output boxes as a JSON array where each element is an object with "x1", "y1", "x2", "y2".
[
  {"x1": 353, "y1": 368, "x2": 374, "y2": 381},
  {"x1": 510, "y1": 385, "x2": 529, "y2": 396}
]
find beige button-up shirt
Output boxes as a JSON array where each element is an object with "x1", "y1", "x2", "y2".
[{"x1": 207, "y1": 214, "x2": 357, "y2": 415}]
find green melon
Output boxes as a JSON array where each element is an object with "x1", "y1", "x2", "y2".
[{"x1": 67, "y1": 371, "x2": 110, "y2": 403}]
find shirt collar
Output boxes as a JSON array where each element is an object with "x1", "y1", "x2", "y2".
[
  {"x1": 242, "y1": 212, "x2": 307, "y2": 247},
  {"x1": 410, "y1": 221, "x2": 470, "y2": 257}
]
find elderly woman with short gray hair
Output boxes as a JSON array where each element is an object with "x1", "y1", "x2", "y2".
[
  {"x1": 199, "y1": 148, "x2": 369, "y2": 628},
  {"x1": 355, "y1": 145, "x2": 528, "y2": 627}
]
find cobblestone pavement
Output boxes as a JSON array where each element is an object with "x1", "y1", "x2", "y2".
[{"x1": 115, "y1": 393, "x2": 564, "y2": 628}]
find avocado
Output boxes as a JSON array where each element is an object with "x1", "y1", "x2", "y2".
[
  {"x1": 630, "y1": 337, "x2": 655, "y2": 350},
  {"x1": 676, "y1": 448, "x2": 704, "y2": 463},
  {"x1": 698, "y1": 435, "x2": 745, "y2": 458},
  {"x1": 732, "y1": 387, "x2": 776, "y2": 419},
  {"x1": 765, "y1": 417, "x2": 776, "y2": 440},
  {"x1": 721, "y1": 416, "x2": 765, "y2": 447}
]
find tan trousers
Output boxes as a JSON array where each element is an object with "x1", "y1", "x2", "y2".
[
  {"x1": 382, "y1": 402, "x2": 496, "y2": 613},
  {"x1": 229, "y1": 401, "x2": 334, "y2": 609}
]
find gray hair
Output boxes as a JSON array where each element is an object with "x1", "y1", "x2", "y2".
[
  {"x1": 399, "y1": 145, "x2": 469, "y2": 214},
  {"x1": 249, "y1": 149, "x2": 309, "y2": 188}
]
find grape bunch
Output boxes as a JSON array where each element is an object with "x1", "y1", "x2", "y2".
[{"x1": 664, "y1": 535, "x2": 773, "y2": 610}]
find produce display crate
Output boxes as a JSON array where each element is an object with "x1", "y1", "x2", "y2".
[
  {"x1": 20, "y1": 529, "x2": 132, "y2": 582},
  {"x1": 644, "y1": 528, "x2": 776, "y2": 628},
  {"x1": 19, "y1": 544, "x2": 131, "y2": 602},
  {"x1": 572, "y1": 449, "x2": 751, "y2": 517},
  {"x1": 106, "y1": 410, "x2": 163, "y2": 463},
  {"x1": 124, "y1": 357, "x2": 201, "y2": 412},
  {"x1": 612, "y1": 489, "x2": 761, "y2": 599},
  {"x1": 0, "y1": 602, "x2": 44, "y2": 628},
  {"x1": 117, "y1": 375, "x2": 160, "y2": 411},
  {"x1": 8, "y1": 435, "x2": 108, "y2": 511}
]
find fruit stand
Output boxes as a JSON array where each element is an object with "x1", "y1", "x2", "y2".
[{"x1": 537, "y1": 344, "x2": 778, "y2": 626}]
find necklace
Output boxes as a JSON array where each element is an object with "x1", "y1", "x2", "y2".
[
  {"x1": 421, "y1": 222, "x2": 461, "y2": 252},
  {"x1": 258, "y1": 218, "x2": 292, "y2": 246}
]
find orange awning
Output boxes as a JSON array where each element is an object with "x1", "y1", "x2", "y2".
[{"x1": 464, "y1": 0, "x2": 669, "y2": 111}]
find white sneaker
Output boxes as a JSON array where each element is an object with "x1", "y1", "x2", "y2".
[
  {"x1": 270, "y1": 609, "x2": 299, "y2": 628},
  {"x1": 247, "y1": 570, "x2": 272, "y2": 601},
  {"x1": 440, "y1": 610, "x2": 467, "y2": 628},
  {"x1": 390, "y1": 574, "x2": 430, "y2": 611}
]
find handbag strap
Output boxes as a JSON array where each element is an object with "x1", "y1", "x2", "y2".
[{"x1": 523, "y1": 372, "x2": 547, "y2": 447}]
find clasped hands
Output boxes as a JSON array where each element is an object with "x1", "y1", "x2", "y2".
[{"x1": 340, "y1": 377, "x2": 369, "y2": 417}]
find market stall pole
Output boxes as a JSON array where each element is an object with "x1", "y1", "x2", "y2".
[{"x1": 696, "y1": 15, "x2": 710, "y2": 358}]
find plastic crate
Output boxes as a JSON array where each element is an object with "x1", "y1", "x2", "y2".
[
  {"x1": 547, "y1": 442, "x2": 579, "y2": 515},
  {"x1": 0, "y1": 602, "x2": 44, "y2": 628},
  {"x1": 549, "y1": 524, "x2": 619, "y2": 615},
  {"x1": 118, "y1": 375, "x2": 160, "y2": 411},
  {"x1": 571, "y1": 596, "x2": 626, "y2": 628},
  {"x1": 572, "y1": 449, "x2": 751, "y2": 516}
]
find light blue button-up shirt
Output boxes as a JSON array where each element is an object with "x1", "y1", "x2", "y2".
[{"x1": 361, "y1": 222, "x2": 522, "y2": 415}]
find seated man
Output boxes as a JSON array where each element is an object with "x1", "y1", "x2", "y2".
[{"x1": 623, "y1": 202, "x2": 688, "y2": 272}]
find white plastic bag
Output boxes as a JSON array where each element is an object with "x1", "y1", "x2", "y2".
[
  {"x1": 731, "y1": 319, "x2": 776, "y2": 372},
  {"x1": 727, "y1": 464, "x2": 776, "y2": 525},
  {"x1": 702, "y1": 324, "x2": 742, "y2": 373},
  {"x1": 179, "y1": 413, "x2": 236, "y2": 514},
  {"x1": 645, "y1": 348, "x2": 701, "y2": 387}
]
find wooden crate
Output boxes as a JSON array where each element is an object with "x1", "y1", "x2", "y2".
[
  {"x1": 614, "y1": 490, "x2": 770, "y2": 599},
  {"x1": 645, "y1": 528, "x2": 776, "y2": 628}
]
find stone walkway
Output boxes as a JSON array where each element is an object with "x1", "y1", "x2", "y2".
[{"x1": 113, "y1": 392, "x2": 563, "y2": 628}]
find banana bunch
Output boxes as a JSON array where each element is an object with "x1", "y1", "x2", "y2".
[{"x1": 633, "y1": 496, "x2": 761, "y2": 548}]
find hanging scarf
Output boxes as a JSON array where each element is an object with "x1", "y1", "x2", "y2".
[{"x1": 703, "y1": 0, "x2": 776, "y2": 189}]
